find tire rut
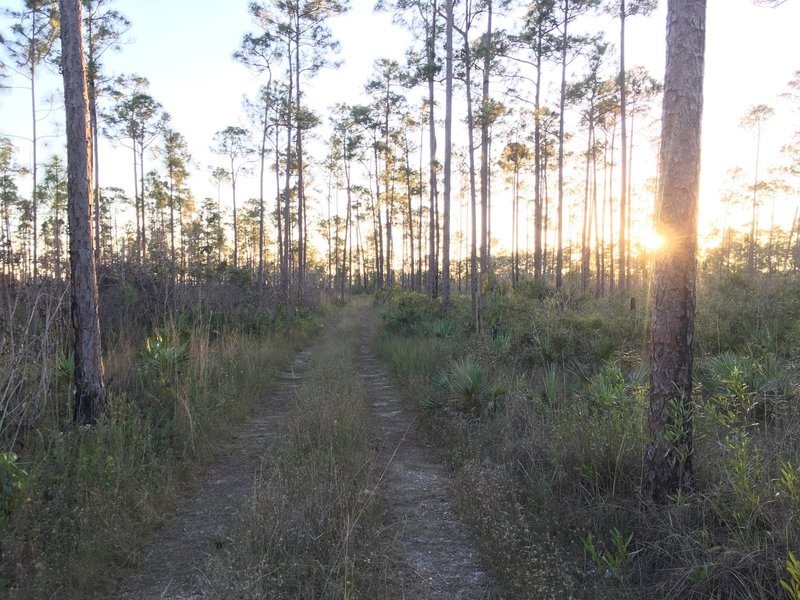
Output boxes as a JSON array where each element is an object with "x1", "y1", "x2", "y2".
[
  {"x1": 114, "y1": 333, "x2": 325, "y2": 600},
  {"x1": 360, "y1": 328, "x2": 497, "y2": 599}
]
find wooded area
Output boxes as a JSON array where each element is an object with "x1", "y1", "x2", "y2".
[{"x1": 0, "y1": 0, "x2": 798, "y2": 598}]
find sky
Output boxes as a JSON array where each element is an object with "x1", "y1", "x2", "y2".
[{"x1": 0, "y1": 0, "x2": 798, "y2": 252}]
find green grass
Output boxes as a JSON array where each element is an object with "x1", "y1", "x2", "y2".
[{"x1": 0, "y1": 306, "x2": 322, "y2": 599}]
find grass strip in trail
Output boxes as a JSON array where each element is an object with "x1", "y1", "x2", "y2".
[
  {"x1": 358, "y1": 307, "x2": 497, "y2": 599},
  {"x1": 373, "y1": 287, "x2": 800, "y2": 599},
  {"x1": 202, "y1": 303, "x2": 397, "y2": 599},
  {"x1": 115, "y1": 337, "x2": 322, "y2": 598}
]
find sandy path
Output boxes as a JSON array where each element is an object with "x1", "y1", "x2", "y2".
[
  {"x1": 114, "y1": 342, "x2": 318, "y2": 600},
  {"x1": 359, "y1": 325, "x2": 497, "y2": 599}
]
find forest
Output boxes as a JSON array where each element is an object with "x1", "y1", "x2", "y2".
[{"x1": 0, "y1": 0, "x2": 799, "y2": 598}]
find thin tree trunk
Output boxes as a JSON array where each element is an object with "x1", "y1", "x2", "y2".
[
  {"x1": 231, "y1": 156, "x2": 238, "y2": 269},
  {"x1": 404, "y1": 134, "x2": 416, "y2": 291},
  {"x1": 31, "y1": 65, "x2": 39, "y2": 283},
  {"x1": 533, "y1": 24, "x2": 544, "y2": 281},
  {"x1": 555, "y1": 0, "x2": 568, "y2": 290},
  {"x1": 294, "y1": 27, "x2": 306, "y2": 298},
  {"x1": 619, "y1": 0, "x2": 628, "y2": 292},
  {"x1": 427, "y1": 1, "x2": 439, "y2": 297},
  {"x1": 441, "y1": 0, "x2": 454, "y2": 309},
  {"x1": 132, "y1": 144, "x2": 140, "y2": 263},
  {"x1": 582, "y1": 114, "x2": 593, "y2": 293},
  {"x1": 139, "y1": 144, "x2": 146, "y2": 260},
  {"x1": 282, "y1": 49, "x2": 293, "y2": 302},
  {"x1": 479, "y1": 0, "x2": 492, "y2": 293},
  {"x1": 257, "y1": 84, "x2": 271, "y2": 289},
  {"x1": 87, "y1": 16, "x2": 102, "y2": 265},
  {"x1": 60, "y1": 0, "x2": 106, "y2": 423}
]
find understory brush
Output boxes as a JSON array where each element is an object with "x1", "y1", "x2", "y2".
[
  {"x1": 0, "y1": 279, "x2": 323, "y2": 599},
  {"x1": 203, "y1": 305, "x2": 396, "y2": 599},
  {"x1": 375, "y1": 278, "x2": 800, "y2": 599}
]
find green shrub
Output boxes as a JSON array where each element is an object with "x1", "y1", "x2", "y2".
[
  {"x1": 380, "y1": 290, "x2": 443, "y2": 335},
  {"x1": 0, "y1": 452, "x2": 26, "y2": 523},
  {"x1": 435, "y1": 357, "x2": 489, "y2": 412}
]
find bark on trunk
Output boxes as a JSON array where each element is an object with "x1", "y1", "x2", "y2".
[
  {"x1": 645, "y1": 0, "x2": 705, "y2": 503},
  {"x1": 60, "y1": 0, "x2": 107, "y2": 424},
  {"x1": 618, "y1": 0, "x2": 628, "y2": 292},
  {"x1": 440, "y1": 0, "x2": 453, "y2": 309}
]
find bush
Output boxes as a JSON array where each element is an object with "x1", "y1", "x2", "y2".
[{"x1": 379, "y1": 290, "x2": 443, "y2": 335}]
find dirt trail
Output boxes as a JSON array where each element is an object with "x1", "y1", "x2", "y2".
[
  {"x1": 114, "y1": 342, "x2": 319, "y2": 600},
  {"x1": 114, "y1": 312, "x2": 496, "y2": 599},
  {"x1": 359, "y1": 323, "x2": 497, "y2": 599}
]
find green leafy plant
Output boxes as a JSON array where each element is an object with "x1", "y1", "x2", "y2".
[
  {"x1": 662, "y1": 396, "x2": 694, "y2": 471},
  {"x1": 781, "y1": 552, "x2": 800, "y2": 599},
  {"x1": 431, "y1": 318, "x2": 455, "y2": 338},
  {"x1": 542, "y1": 364, "x2": 558, "y2": 404},
  {"x1": 779, "y1": 461, "x2": 800, "y2": 502},
  {"x1": 491, "y1": 331, "x2": 513, "y2": 355},
  {"x1": 56, "y1": 350, "x2": 75, "y2": 386},
  {"x1": 0, "y1": 451, "x2": 27, "y2": 522},
  {"x1": 435, "y1": 357, "x2": 488, "y2": 412},
  {"x1": 584, "y1": 528, "x2": 634, "y2": 583},
  {"x1": 141, "y1": 331, "x2": 188, "y2": 386}
]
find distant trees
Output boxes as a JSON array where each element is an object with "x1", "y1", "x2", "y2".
[
  {"x1": 0, "y1": 0, "x2": 794, "y2": 308},
  {"x1": 244, "y1": 0, "x2": 346, "y2": 300},
  {"x1": 740, "y1": 103, "x2": 775, "y2": 273},
  {"x1": 104, "y1": 74, "x2": 162, "y2": 262},
  {"x1": 0, "y1": 139, "x2": 23, "y2": 278},
  {"x1": 1, "y1": 0, "x2": 60, "y2": 282},
  {"x1": 82, "y1": 0, "x2": 130, "y2": 263},
  {"x1": 212, "y1": 126, "x2": 251, "y2": 269}
]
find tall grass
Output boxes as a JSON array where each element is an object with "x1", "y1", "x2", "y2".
[{"x1": 0, "y1": 289, "x2": 322, "y2": 598}]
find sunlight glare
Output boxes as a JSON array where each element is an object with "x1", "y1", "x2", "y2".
[{"x1": 644, "y1": 232, "x2": 666, "y2": 252}]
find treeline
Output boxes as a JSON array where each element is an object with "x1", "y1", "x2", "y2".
[{"x1": 0, "y1": 1, "x2": 797, "y2": 307}]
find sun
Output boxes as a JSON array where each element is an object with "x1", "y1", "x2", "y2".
[{"x1": 643, "y1": 232, "x2": 666, "y2": 252}]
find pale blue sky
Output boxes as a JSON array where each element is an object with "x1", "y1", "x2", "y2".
[{"x1": 0, "y1": 0, "x2": 798, "y2": 247}]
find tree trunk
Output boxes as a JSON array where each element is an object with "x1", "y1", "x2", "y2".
[
  {"x1": 556, "y1": 0, "x2": 568, "y2": 290},
  {"x1": 460, "y1": 20, "x2": 479, "y2": 329},
  {"x1": 618, "y1": 0, "x2": 628, "y2": 292},
  {"x1": 479, "y1": 0, "x2": 492, "y2": 293},
  {"x1": 31, "y1": 66, "x2": 39, "y2": 283},
  {"x1": 645, "y1": 0, "x2": 705, "y2": 503},
  {"x1": 139, "y1": 144, "x2": 147, "y2": 260},
  {"x1": 294, "y1": 27, "x2": 306, "y2": 298},
  {"x1": 404, "y1": 133, "x2": 416, "y2": 291},
  {"x1": 86, "y1": 15, "x2": 102, "y2": 265},
  {"x1": 441, "y1": 0, "x2": 454, "y2": 309},
  {"x1": 581, "y1": 112, "x2": 593, "y2": 293},
  {"x1": 60, "y1": 0, "x2": 106, "y2": 424},
  {"x1": 533, "y1": 23, "x2": 544, "y2": 281},
  {"x1": 282, "y1": 49, "x2": 293, "y2": 302},
  {"x1": 427, "y1": 1, "x2": 439, "y2": 298},
  {"x1": 257, "y1": 85, "x2": 271, "y2": 289},
  {"x1": 231, "y1": 157, "x2": 238, "y2": 268}
]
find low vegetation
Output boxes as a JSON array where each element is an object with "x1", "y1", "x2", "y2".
[
  {"x1": 374, "y1": 272, "x2": 800, "y2": 599},
  {"x1": 0, "y1": 274, "x2": 323, "y2": 599}
]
